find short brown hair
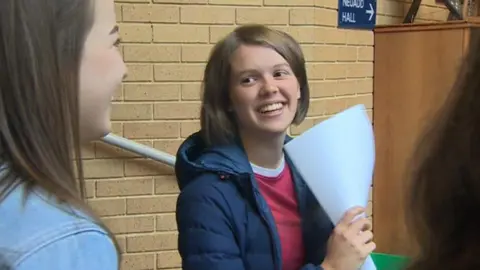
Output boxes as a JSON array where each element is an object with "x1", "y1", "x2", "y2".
[{"x1": 200, "y1": 24, "x2": 310, "y2": 146}]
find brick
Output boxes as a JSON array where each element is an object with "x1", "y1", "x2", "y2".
[
  {"x1": 153, "y1": 140, "x2": 182, "y2": 155},
  {"x1": 289, "y1": 8, "x2": 315, "y2": 25},
  {"x1": 315, "y1": 0, "x2": 336, "y2": 8},
  {"x1": 209, "y1": 0, "x2": 261, "y2": 4},
  {"x1": 376, "y1": 15, "x2": 403, "y2": 25},
  {"x1": 264, "y1": 0, "x2": 314, "y2": 5},
  {"x1": 110, "y1": 122, "x2": 124, "y2": 136},
  {"x1": 81, "y1": 143, "x2": 96, "y2": 159},
  {"x1": 104, "y1": 216, "x2": 155, "y2": 234},
  {"x1": 355, "y1": 79, "x2": 373, "y2": 94},
  {"x1": 346, "y1": 94, "x2": 373, "y2": 109},
  {"x1": 155, "y1": 175, "x2": 180, "y2": 194},
  {"x1": 126, "y1": 232, "x2": 178, "y2": 252},
  {"x1": 309, "y1": 80, "x2": 336, "y2": 98},
  {"x1": 315, "y1": 27, "x2": 347, "y2": 44},
  {"x1": 358, "y1": 46, "x2": 374, "y2": 61},
  {"x1": 367, "y1": 201, "x2": 373, "y2": 216},
  {"x1": 117, "y1": 0, "x2": 150, "y2": 2},
  {"x1": 209, "y1": 26, "x2": 236, "y2": 43},
  {"x1": 124, "y1": 122, "x2": 179, "y2": 139},
  {"x1": 181, "y1": 83, "x2": 201, "y2": 100},
  {"x1": 84, "y1": 180, "x2": 95, "y2": 199},
  {"x1": 157, "y1": 250, "x2": 181, "y2": 268},
  {"x1": 122, "y1": 4, "x2": 179, "y2": 23},
  {"x1": 180, "y1": 121, "x2": 200, "y2": 137},
  {"x1": 307, "y1": 99, "x2": 326, "y2": 117},
  {"x1": 306, "y1": 63, "x2": 326, "y2": 80},
  {"x1": 96, "y1": 177, "x2": 154, "y2": 197},
  {"x1": 273, "y1": 26, "x2": 316, "y2": 44},
  {"x1": 377, "y1": 0, "x2": 403, "y2": 16},
  {"x1": 123, "y1": 44, "x2": 181, "y2": 62},
  {"x1": 153, "y1": 25, "x2": 209, "y2": 43},
  {"x1": 124, "y1": 83, "x2": 180, "y2": 101},
  {"x1": 337, "y1": 46, "x2": 357, "y2": 62},
  {"x1": 117, "y1": 237, "x2": 127, "y2": 253},
  {"x1": 346, "y1": 30, "x2": 374, "y2": 46},
  {"x1": 154, "y1": 102, "x2": 201, "y2": 120},
  {"x1": 236, "y1": 8, "x2": 289, "y2": 25},
  {"x1": 290, "y1": 118, "x2": 315, "y2": 135},
  {"x1": 115, "y1": 4, "x2": 122, "y2": 21},
  {"x1": 121, "y1": 253, "x2": 156, "y2": 270},
  {"x1": 112, "y1": 85, "x2": 123, "y2": 101},
  {"x1": 314, "y1": 8, "x2": 337, "y2": 26},
  {"x1": 181, "y1": 6, "x2": 235, "y2": 24},
  {"x1": 124, "y1": 64, "x2": 153, "y2": 82},
  {"x1": 88, "y1": 198, "x2": 126, "y2": 217},
  {"x1": 325, "y1": 63, "x2": 348, "y2": 79},
  {"x1": 83, "y1": 159, "x2": 124, "y2": 178},
  {"x1": 124, "y1": 158, "x2": 175, "y2": 177},
  {"x1": 95, "y1": 140, "x2": 154, "y2": 159},
  {"x1": 118, "y1": 24, "x2": 152, "y2": 43},
  {"x1": 302, "y1": 45, "x2": 338, "y2": 62},
  {"x1": 126, "y1": 195, "x2": 178, "y2": 214},
  {"x1": 153, "y1": 0, "x2": 207, "y2": 3},
  {"x1": 346, "y1": 62, "x2": 374, "y2": 78},
  {"x1": 111, "y1": 103, "x2": 153, "y2": 121},
  {"x1": 181, "y1": 45, "x2": 212, "y2": 62},
  {"x1": 156, "y1": 213, "x2": 178, "y2": 231},
  {"x1": 318, "y1": 79, "x2": 364, "y2": 96},
  {"x1": 154, "y1": 64, "x2": 205, "y2": 82}
]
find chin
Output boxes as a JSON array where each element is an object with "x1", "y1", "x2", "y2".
[
  {"x1": 259, "y1": 125, "x2": 289, "y2": 137},
  {"x1": 79, "y1": 122, "x2": 111, "y2": 144}
]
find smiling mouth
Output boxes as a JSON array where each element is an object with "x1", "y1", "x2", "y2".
[{"x1": 258, "y1": 102, "x2": 285, "y2": 114}]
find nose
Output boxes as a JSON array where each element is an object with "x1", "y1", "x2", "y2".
[{"x1": 260, "y1": 77, "x2": 279, "y2": 95}]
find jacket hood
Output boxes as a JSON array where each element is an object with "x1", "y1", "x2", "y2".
[
  {"x1": 174, "y1": 131, "x2": 295, "y2": 190},
  {"x1": 174, "y1": 132, "x2": 252, "y2": 190}
]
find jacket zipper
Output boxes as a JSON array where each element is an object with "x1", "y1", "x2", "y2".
[{"x1": 248, "y1": 175, "x2": 282, "y2": 270}]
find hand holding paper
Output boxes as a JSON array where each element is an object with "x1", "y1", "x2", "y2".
[{"x1": 284, "y1": 104, "x2": 376, "y2": 270}]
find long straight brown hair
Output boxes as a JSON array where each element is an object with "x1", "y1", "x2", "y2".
[
  {"x1": 0, "y1": 0, "x2": 120, "y2": 259},
  {"x1": 405, "y1": 30, "x2": 480, "y2": 269}
]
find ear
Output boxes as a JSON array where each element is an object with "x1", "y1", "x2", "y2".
[{"x1": 297, "y1": 87, "x2": 301, "y2": 99}]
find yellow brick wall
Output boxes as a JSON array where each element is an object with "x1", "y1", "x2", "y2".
[{"x1": 82, "y1": 1, "x2": 448, "y2": 269}]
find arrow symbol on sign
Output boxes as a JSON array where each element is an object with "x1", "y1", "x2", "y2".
[{"x1": 366, "y1": 3, "x2": 375, "y2": 21}]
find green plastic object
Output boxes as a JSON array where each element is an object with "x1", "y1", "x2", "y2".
[{"x1": 371, "y1": 252, "x2": 409, "y2": 270}]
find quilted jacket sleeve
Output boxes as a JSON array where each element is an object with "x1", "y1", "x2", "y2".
[{"x1": 176, "y1": 175, "x2": 245, "y2": 270}]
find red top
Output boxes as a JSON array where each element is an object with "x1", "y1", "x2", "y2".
[{"x1": 254, "y1": 161, "x2": 305, "y2": 270}]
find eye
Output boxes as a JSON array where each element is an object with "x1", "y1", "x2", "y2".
[
  {"x1": 273, "y1": 70, "x2": 289, "y2": 77},
  {"x1": 113, "y1": 37, "x2": 122, "y2": 47},
  {"x1": 240, "y1": 76, "x2": 256, "y2": 85}
]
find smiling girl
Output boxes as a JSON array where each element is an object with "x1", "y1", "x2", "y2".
[{"x1": 174, "y1": 24, "x2": 376, "y2": 270}]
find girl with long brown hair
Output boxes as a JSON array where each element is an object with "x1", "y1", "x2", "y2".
[{"x1": 0, "y1": 0, "x2": 126, "y2": 269}]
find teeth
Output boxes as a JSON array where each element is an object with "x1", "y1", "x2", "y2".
[{"x1": 259, "y1": 102, "x2": 283, "y2": 113}]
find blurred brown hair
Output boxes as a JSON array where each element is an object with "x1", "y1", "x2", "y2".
[
  {"x1": 200, "y1": 24, "x2": 310, "y2": 146},
  {"x1": 0, "y1": 0, "x2": 120, "y2": 258},
  {"x1": 405, "y1": 31, "x2": 480, "y2": 270}
]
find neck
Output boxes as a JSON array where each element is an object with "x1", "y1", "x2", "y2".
[{"x1": 240, "y1": 132, "x2": 285, "y2": 169}]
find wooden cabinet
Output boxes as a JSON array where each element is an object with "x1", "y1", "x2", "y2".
[{"x1": 372, "y1": 20, "x2": 480, "y2": 256}]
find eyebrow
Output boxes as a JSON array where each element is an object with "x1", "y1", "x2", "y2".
[
  {"x1": 110, "y1": 25, "x2": 119, "y2": 35},
  {"x1": 235, "y1": 63, "x2": 290, "y2": 76}
]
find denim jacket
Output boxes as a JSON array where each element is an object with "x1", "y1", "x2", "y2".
[{"x1": 0, "y1": 166, "x2": 118, "y2": 270}]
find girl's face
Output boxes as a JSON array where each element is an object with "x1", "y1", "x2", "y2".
[
  {"x1": 229, "y1": 44, "x2": 301, "y2": 139},
  {"x1": 78, "y1": 0, "x2": 126, "y2": 142}
]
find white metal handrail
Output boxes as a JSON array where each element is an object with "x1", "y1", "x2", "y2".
[{"x1": 101, "y1": 133, "x2": 176, "y2": 167}]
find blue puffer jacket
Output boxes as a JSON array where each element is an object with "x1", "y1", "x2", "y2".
[{"x1": 175, "y1": 132, "x2": 334, "y2": 270}]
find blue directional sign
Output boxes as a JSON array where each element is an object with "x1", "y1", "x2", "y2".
[{"x1": 338, "y1": 0, "x2": 377, "y2": 30}]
